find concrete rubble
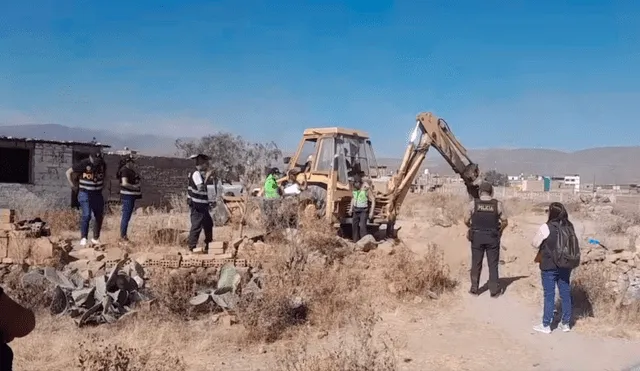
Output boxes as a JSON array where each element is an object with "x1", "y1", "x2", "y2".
[
  {"x1": 22, "y1": 258, "x2": 152, "y2": 327},
  {"x1": 188, "y1": 263, "x2": 264, "y2": 311},
  {"x1": 581, "y1": 235, "x2": 640, "y2": 306}
]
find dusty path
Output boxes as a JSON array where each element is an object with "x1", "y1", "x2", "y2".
[{"x1": 393, "y1": 214, "x2": 640, "y2": 371}]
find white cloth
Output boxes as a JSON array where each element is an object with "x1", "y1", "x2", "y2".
[
  {"x1": 284, "y1": 184, "x2": 301, "y2": 195},
  {"x1": 531, "y1": 224, "x2": 550, "y2": 249},
  {"x1": 192, "y1": 171, "x2": 204, "y2": 186}
]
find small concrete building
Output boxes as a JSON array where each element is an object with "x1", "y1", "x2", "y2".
[{"x1": 0, "y1": 136, "x2": 109, "y2": 209}]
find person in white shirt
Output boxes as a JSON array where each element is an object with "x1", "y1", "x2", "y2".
[{"x1": 531, "y1": 202, "x2": 575, "y2": 334}]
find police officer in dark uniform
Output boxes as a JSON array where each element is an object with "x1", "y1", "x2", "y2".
[
  {"x1": 65, "y1": 150, "x2": 107, "y2": 246},
  {"x1": 187, "y1": 154, "x2": 214, "y2": 253},
  {"x1": 463, "y1": 182, "x2": 509, "y2": 297}
]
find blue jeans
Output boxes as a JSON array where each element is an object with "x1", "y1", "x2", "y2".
[
  {"x1": 541, "y1": 268, "x2": 572, "y2": 326},
  {"x1": 78, "y1": 190, "x2": 104, "y2": 240},
  {"x1": 120, "y1": 195, "x2": 137, "y2": 238}
]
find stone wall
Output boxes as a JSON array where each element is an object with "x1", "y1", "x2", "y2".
[
  {"x1": 103, "y1": 154, "x2": 193, "y2": 208},
  {"x1": 0, "y1": 142, "x2": 99, "y2": 212},
  {"x1": 0, "y1": 145, "x2": 194, "y2": 212}
]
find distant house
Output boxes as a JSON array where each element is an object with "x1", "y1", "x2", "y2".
[{"x1": 0, "y1": 136, "x2": 109, "y2": 209}]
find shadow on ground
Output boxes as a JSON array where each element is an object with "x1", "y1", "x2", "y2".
[{"x1": 477, "y1": 275, "x2": 529, "y2": 295}]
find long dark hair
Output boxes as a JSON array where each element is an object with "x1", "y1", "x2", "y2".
[{"x1": 547, "y1": 202, "x2": 571, "y2": 225}]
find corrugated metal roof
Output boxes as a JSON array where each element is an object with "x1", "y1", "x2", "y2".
[{"x1": 0, "y1": 136, "x2": 110, "y2": 148}]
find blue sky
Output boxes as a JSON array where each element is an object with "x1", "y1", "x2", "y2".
[{"x1": 0, "y1": 0, "x2": 638, "y2": 157}]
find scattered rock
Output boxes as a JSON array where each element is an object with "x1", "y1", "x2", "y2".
[
  {"x1": 355, "y1": 234, "x2": 377, "y2": 252},
  {"x1": 432, "y1": 208, "x2": 453, "y2": 228}
]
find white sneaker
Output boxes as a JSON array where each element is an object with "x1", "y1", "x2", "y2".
[
  {"x1": 559, "y1": 323, "x2": 571, "y2": 332},
  {"x1": 79, "y1": 238, "x2": 87, "y2": 246},
  {"x1": 533, "y1": 324, "x2": 552, "y2": 334},
  {"x1": 91, "y1": 238, "x2": 100, "y2": 245}
]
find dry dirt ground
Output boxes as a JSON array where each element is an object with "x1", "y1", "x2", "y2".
[{"x1": 7, "y1": 194, "x2": 640, "y2": 371}]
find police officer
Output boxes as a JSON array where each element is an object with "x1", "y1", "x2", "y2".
[
  {"x1": 187, "y1": 154, "x2": 214, "y2": 253},
  {"x1": 463, "y1": 181, "x2": 509, "y2": 297},
  {"x1": 349, "y1": 175, "x2": 375, "y2": 242},
  {"x1": 117, "y1": 155, "x2": 141, "y2": 242},
  {"x1": 65, "y1": 150, "x2": 106, "y2": 246},
  {"x1": 260, "y1": 167, "x2": 282, "y2": 233}
]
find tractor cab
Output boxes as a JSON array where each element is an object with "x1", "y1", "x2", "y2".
[
  {"x1": 284, "y1": 127, "x2": 380, "y2": 188},
  {"x1": 283, "y1": 127, "x2": 383, "y2": 224}
]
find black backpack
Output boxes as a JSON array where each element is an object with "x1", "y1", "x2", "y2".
[{"x1": 551, "y1": 221, "x2": 581, "y2": 269}]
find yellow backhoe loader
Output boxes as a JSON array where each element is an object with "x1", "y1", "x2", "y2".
[{"x1": 221, "y1": 112, "x2": 483, "y2": 237}]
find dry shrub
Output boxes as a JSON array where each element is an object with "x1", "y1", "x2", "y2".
[
  {"x1": 1, "y1": 267, "x2": 52, "y2": 311},
  {"x1": 612, "y1": 207, "x2": 640, "y2": 227},
  {"x1": 237, "y1": 225, "x2": 367, "y2": 343},
  {"x1": 148, "y1": 268, "x2": 218, "y2": 318},
  {"x1": 600, "y1": 217, "x2": 633, "y2": 235},
  {"x1": 237, "y1": 284, "x2": 308, "y2": 343},
  {"x1": 572, "y1": 264, "x2": 640, "y2": 328},
  {"x1": 77, "y1": 336, "x2": 186, "y2": 371},
  {"x1": 168, "y1": 192, "x2": 189, "y2": 213},
  {"x1": 276, "y1": 308, "x2": 397, "y2": 371},
  {"x1": 384, "y1": 243, "x2": 457, "y2": 298},
  {"x1": 42, "y1": 208, "x2": 80, "y2": 234}
]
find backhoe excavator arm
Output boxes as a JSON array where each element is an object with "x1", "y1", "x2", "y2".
[{"x1": 386, "y1": 112, "x2": 482, "y2": 223}]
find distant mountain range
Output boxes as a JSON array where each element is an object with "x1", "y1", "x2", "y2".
[{"x1": 1, "y1": 124, "x2": 638, "y2": 184}]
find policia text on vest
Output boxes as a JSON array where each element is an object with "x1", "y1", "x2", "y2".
[
  {"x1": 464, "y1": 193, "x2": 508, "y2": 297},
  {"x1": 66, "y1": 153, "x2": 107, "y2": 245}
]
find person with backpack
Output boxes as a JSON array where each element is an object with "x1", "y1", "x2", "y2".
[{"x1": 531, "y1": 202, "x2": 581, "y2": 334}]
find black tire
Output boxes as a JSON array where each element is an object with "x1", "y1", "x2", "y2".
[{"x1": 339, "y1": 223, "x2": 352, "y2": 239}]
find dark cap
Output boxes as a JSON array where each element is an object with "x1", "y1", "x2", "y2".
[
  {"x1": 189, "y1": 154, "x2": 210, "y2": 161},
  {"x1": 269, "y1": 167, "x2": 280, "y2": 175}
]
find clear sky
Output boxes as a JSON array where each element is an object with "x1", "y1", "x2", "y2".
[{"x1": 0, "y1": 0, "x2": 638, "y2": 157}]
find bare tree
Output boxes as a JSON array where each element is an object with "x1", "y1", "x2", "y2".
[
  {"x1": 175, "y1": 133, "x2": 282, "y2": 188},
  {"x1": 484, "y1": 170, "x2": 509, "y2": 187}
]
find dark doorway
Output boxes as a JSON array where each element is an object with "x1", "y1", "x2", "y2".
[{"x1": 0, "y1": 147, "x2": 31, "y2": 184}]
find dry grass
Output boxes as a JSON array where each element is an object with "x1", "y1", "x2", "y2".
[
  {"x1": 77, "y1": 336, "x2": 187, "y2": 371},
  {"x1": 1, "y1": 266, "x2": 53, "y2": 312},
  {"x1": 383, "y1": 243, "x2": 457, "y2": 299},
  {"x1": 236, "y1": 224, "x2": 369, "y2": 343},
  {"x1": 276, "y1": 308, "x2": 397, "y2": 371},
  {"x1": 148, "y1": 268, "x2": 219, "y2": 318},
  {"x1": 572, "y1": 264, "x2": 640, "y2": 333}
]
